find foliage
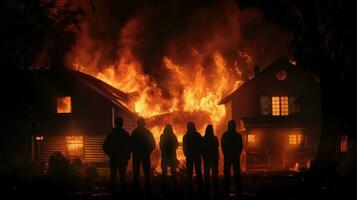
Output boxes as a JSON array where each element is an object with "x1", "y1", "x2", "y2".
[{"x1": 0, "y1": 0, "x2": 83, "y2": 70}]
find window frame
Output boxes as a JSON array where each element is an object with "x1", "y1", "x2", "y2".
[
  {"x1": 56, "y1": 96, "x2": 72, "y2": 114},
  {"x1": 272, "y1": 96, "x2": 289, "y2": 116}
]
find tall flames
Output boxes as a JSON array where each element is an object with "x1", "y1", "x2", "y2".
[{"x1": 67, "y1": 0, "x2": 258, "y2": 142}]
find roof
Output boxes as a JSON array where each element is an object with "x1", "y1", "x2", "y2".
[
  {"x1": 8, "y1": 68, "x2": 137, "y2": 119},
  {"x1": 219, "y1": 57, "x2": 315, "y2": 104},
  {"x1": 72, "y1": 70, "x2": 136, "y2": 116}
]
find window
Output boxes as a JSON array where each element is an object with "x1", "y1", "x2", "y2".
[
  {"x1": 276, "y1": 69, "x2": 287, "y2": 80},
  {"x1": 340, "y1": 135, "x2": 348, "y2": 153},
  {"x1": 272, "y1": 97, "x2": 280, "y2": 116},
  {"x1": 272, "y1": 96, "x2": 289, "y2": 116},
  {"x1": 248, "y1": 134, "x2": 256, "y2": 143},
  {"x1": 289, "y1": 134, "x2": 303, "y2": 145},
  {"x1": 57, "y1": 96, "x2": 72, "y2": 113},
  {"x1": 66, "y1": 136, "x2": 83, "y2": 157}
]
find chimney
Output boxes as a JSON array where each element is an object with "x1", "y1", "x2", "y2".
[{"x1": 254, "y1": 65, "x2": 260, "y2": 77}]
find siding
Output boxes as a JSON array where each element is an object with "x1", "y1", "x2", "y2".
[
  {"x1": 83, "y1": 135, "x2": 108, "y2": 163},
  {"x1": 39, "y1": 136, "x2": 66, "y2": 168}
]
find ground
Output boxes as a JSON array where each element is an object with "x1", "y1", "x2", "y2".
[{"x1": 1, "y1": 171, "x2": 354, "y2": 200}]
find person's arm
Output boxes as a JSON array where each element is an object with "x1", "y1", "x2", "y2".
[
  {"x1": 174, "y1": 135, "x2": 179, "y2": 149},
  {"x1": 159, "y1": 134, "x2": 165, "y2": 151},
  {"x1": 214, "y1": 137, "x2": 219, "y2": 150},
  {"x1": 237, "y1": 133, "x2": 243, "y2": 154},
  {"x1": 182, "y1": 136, "x2": 187, "y2": 157},
  {"x1": 221, "y1": 134, "x2": 227, "y2": 155},
  {"x1": 148, "y1": 130, "x2": 156, "y2": 153}
]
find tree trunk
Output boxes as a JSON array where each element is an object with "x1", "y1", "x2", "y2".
[{"x1": 310, "y1": 71, "x2": 341, "y2": 187}]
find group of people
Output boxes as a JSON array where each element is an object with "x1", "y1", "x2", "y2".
[{"x1": 103, "y1": 117, "x2": 243, "y2": 197}]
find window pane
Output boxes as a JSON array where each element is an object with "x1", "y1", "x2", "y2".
[
  {"x1": 66, "y1": 136, "x2": 83, "y2": 157},
  {"x1": 248, "y1": 134, "x2": 255, "y2": 143},
  {"x1": 281, "y1": 96, "x2": 289, "y2": 115},
  {"x1": 289, "y1": 134, "x2": 297, "y2": 144},
  {"x1": 272, "y1": 96, "x2": 280, "y2": 116},
  {"x1": 57, "y1": 96, "x2": 72, "y2": 113}
]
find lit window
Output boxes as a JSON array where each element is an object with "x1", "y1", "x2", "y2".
[
  {"x1": 276, "y1": 70, "x2": 287, "y2": 80},
  {"x1": 66, "y1": 136, "x2": 83, "y2": 157},
  {"x1": 272, "y1": 96, "x2": 289, "y2": 116},
  {"x1": 281, "y1": 97, "x2": 289, "y2": 115},
  {"x1": 57, "y1": 96, "x2": 72, "y2": 113},
  {"x1": 248, "y1": 134, "x2": 256, "y2": 143},
  {"x1": 272, "y1": 97, "x2": 280, "y2": 116},
  {"x1": 289, "y1": 134, "x2": 303, "y2": 145},
  {"x1": 340, "y1": 135, "x2": 348, "y2": 153}
]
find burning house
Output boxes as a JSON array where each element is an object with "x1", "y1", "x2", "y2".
[
  {"x1": 4, "y1": 69, "x2": 137, "y2": 170},
  {"x1": 219, "y1": 58, "x2": 321, "y2": 171}
]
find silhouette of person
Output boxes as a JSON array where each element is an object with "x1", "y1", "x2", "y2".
[
  {"x1": 183, "y1": 122, "x2": 204, "y2": 193},
  {"x1": 102, "y1": 117, "x2": 131, "y2": 195},
  {"x1": 221, "y1": 120, "x2": 243, "y2": 195},
  {"x1": 202, "y1": 125, "x2": 219, "y2": 195},
  {"x1": 159, "y1": 124, "x2": 179, "y2": 192},
  {"x1": 131, "y1": 117, "x2": 156, "y2": 195}
]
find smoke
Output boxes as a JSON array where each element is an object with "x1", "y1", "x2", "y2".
[{"x1": 65, "y1": 0, "x2": 290, "y2": 134}]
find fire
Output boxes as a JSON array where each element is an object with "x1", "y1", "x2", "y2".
[
  {"x1": 67, "y1": 5, "x2": 250, "y2": 143},
  {"x1": 74, "y1": 50, "x2": 243, "y2": 136},
  {"x1": 56, "y1": 96, "x2": 72, "y2": 113}
]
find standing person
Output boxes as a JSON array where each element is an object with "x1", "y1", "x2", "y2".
[
  {"x1": 202, "y1": 125, "x2": 219, "y2": 196},
  {"x1": 182, "y1": 122, "x2": 203, "y2": 194},
  {"x1": 159, "y1": 124, "x2": 179, "y2": 193},
  {"x1": 131, "y1": 117, "x2": 156, "y2": 195},
  {"x1": 221, "y1": 120, "x2": 243, "y2": 196},
  {"x1": 102, "y1": 117, "x2": 131, "y2": 195}
]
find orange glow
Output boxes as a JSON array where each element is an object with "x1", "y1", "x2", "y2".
[
  {"x1": 340, "y1": 135, "x2": 348, "y2": 152},
  {"x1": 272, "y1": 96, "x2": 289, "y2": 116},
  {"x1": 272, "y1": 96, "x2": 280, "y2": 116},
  {"x1": 72, "y1": 50, "x2": 243, "y2": 142},
  {"x1": 248, "y1": 134, "x2": 255, "y2": 143},
  {"x1": 289, "y1": 134, "x2": 303, "y2": 145},
  {"x1": 66, "y1": 136, "x2": 83, "y2": 157},
  {"x1": 57, "y1": 96, "x2": 72, "y2": 113},
  {"x1": 67, "y1": 13, "x2": 253, "y2": 167},
  {"x1": 35, "y1": 136, "x2": 44, "y2": 141}
]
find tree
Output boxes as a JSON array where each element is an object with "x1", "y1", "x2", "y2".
[
  {"x1": 0, "y1": 0, "x2": 83, "y2": 71},
  {"x1": 235, "y1": 0, "x2": 355, "y2": 181}
]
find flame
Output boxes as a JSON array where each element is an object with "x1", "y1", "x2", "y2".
[
  {"x1": 56, "y1": 96, "x2": 72, "y2": 113},
  {"x1": 67, "y1": 10, "x2": 249, "y2": 151}
]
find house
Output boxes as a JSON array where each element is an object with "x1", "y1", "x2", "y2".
[
  {"x1": 219, "y1": 58, "x2": 321, "y2": 171},
  {"x1": 2, "y1": 69, "x2": 137, "y2": 171}
]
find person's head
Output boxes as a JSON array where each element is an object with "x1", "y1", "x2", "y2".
[
  {"x1": 205, "y1": 125, "x2": 214, "y2": 137},
  {"x1": 137, "y1": 117, "x2": 146, "y2": 127},
  {"x1": 114, "y1": 117, "x2": 123, "y2": 128},
  {"x1": 163, "y1": 124, "x2": 174, "y2": 135},
  {"x1": 228, "y1": 120, "x2": 236, "y2": 131},
  {"x1": 187, "y1": 122, "x2": 196, "y2": 133}
]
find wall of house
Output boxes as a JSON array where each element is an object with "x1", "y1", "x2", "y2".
[{"x1": 245, "y1": 127, "x2": 318, "y2": 170}]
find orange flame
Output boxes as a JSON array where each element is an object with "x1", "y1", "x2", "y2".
[{"x1": 68, "y1": 16, "x2": 247, "y2": 143}]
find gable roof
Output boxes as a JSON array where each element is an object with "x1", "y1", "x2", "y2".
[
  {"x1": 71, "y1": 70, "x2": 135, "y2": 116},
  {"x1": 219, "y1": 57, "x2": 315, "y2": 104},
  {"x1": 9, "y1": 69, "x2": 137, "y2": 119}
]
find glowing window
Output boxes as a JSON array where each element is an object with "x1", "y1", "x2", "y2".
[
  {"x1": 57, "y1": 96, "x2": 72, "y2": 113},
  {"x1": 289, "y1": 134, "x2": 303, "y2": 145},
  {"x1": 272, "y1": 96, "x2": 280, "y2": 116},
  {"x1": 276, "y1": 70, "x2": 287, "y2": 80},
  {"x1": 272, "y1": 96, "x2": 289, "y2": 116},
  {"x1": 340, "y1": 135, "x2": 348, "y2": 153},
  {"x1": 248, "y1": 134, "x2": 256, "y2": 143},
  {"x1": 281, "y1": 96, "x2": 289, "y2": 116},
  {"x1": 66, "y1": 136, "x2": 83, "y2": 157}
]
